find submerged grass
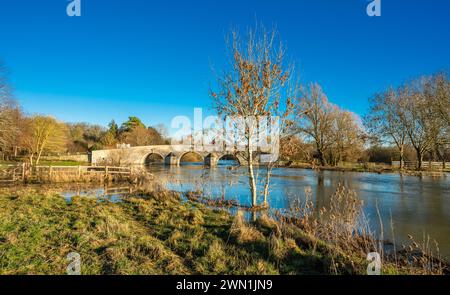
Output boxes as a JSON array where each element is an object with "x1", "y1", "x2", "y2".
[{"x1": 0, "y1": 186, "x2": 446, "y2": 275}]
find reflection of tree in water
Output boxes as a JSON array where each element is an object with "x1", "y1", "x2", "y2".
[
  {"x1": 184, "y1": 166, "x2": 245, "y2": 205},
  {"x1": 399, "y1": 174, "x2": 405, "y2": 194},
  {"x1": 316, "y1": 172, "x2": 325, "y2": 210},
  {"x1": 283, "y1": 171, "x2": 360, "y2": 217},
  {"x1": 283, "y1": 182, "x2": 323, "y2": 217}
]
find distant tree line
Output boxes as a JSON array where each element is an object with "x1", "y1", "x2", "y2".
[
  {"x1": 365, "y1": 73, "x2": 449, "y2": 169},
  {"x1": 0, "y1": 62, "x2": 169, "y2": 165},
  {"x1": 67, "y1": 117, "x2": 168, "y2": 154},
  {"x1": 280, "y1": 73, "x2": 449, "y2": 170}
]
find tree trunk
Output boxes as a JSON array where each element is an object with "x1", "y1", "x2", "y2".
[
  {"x1": 36, "y1": 153, "x2": 42, "y2": 166},
  {"x1": 416, "y1": 149, "x2": 423, "y2": 170},
  {"x1": 36, "y1": 148, "x2": 44, "y2": 166},
  {"x1": 336, "y1": 152, "x2": 342, "y2": 167},
  {"x1": 435, "y1": 146, "x2": 446, "y2": 170},
  {"x1": 263, "y1": 166, "x2": 271, "y2": 206},
  {"x1": 317, "y1": 149, "x2": 326, "y2": 166},
  {"x1": 399, "y1": 146, "x2": 404, "y2": 170},
  {"x1": 247, "y1": 146, "x2": 257, "y2": 208},
  {"x1": 429, "y1": 151, "x2": 433, "y2": 171}
]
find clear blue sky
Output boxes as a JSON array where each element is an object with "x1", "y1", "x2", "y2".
[{"x1": 0, "y1": 0, "x2": 449, "y2": 134}]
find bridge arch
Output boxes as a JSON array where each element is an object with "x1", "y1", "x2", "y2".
[
  {"x1": 205, "y1": 152, "x2": 245, "y2": 167},
  {"x1": 177, "y1": 151, "x2": 205, "y2": 166},
  {"x1": 143, "y1": 152, "x2": 166, "y2": 165},
  {"x1": 217, "y1": 154, "x2": 241, "y2": 166}
]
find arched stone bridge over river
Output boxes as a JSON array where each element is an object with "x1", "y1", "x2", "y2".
[{"x1": 90, "y1": 145, "x2": 273, "y2": 167}]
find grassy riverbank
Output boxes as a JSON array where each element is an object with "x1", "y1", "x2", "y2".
[
  {"x1": 0, "y1": 186, "x2": 446, "y2": 275},
  {"x1": 0, "y1": 160, "x2": 88, "y2": 166},
  {"x1": 278, "y1": 161, "x2": 449, "y2": 176}
]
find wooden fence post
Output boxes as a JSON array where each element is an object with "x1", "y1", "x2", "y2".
[
  {"x1": 49, "y1": 166, "x2": 53, "y2": 181},
  {"x1": 22, "y1": 163, "x2": 25, "y2": 181}
]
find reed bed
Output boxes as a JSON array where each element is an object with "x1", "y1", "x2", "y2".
[{"x1": 275, "y1": 184, "x2": 447, "y2": 274}]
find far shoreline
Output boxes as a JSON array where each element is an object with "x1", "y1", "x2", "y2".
[{"x1": 274, "y1": 161, "x2": 449, "y2": 178}]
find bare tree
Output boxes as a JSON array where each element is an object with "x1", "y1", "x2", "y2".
[
  {"x1": 365, "y1": 87, "x2": 408, "y2": 169},
  {"x1": 432, "y1": 72, "x2": 450, "y2": 126},
  {"x1": 295, "y1": 83, "x2": 336, "y2": 166},
  {"x1": 399, "y1": 80, "x2": 436, "y2": 170},
  {"x1": 120, "y1": 125, "x2": 165, "y2": 146},
  {"x1": 280, "y1": 135, "x2": 311, "y2": 162},
  {"x1": 100, "y1": 131, "x2": 117, "y2": 148},
  {"x1": 423, "y1": 73, "x2": 450, "y2": 168},
  {"x1": 67, "y1": 122, "x2": 106, "y2": 152},
  {"x1": 0, "y1": 101, "x2": 16, "y2": 155},
  {"x1": 22, "y1": 115, "x2": 68, "y2": 165},
  {"x1": 154, "y1": 123, "x2": 169, "y2": 143},
  {"x1": 329, "y1": 110, "x2": 365, "y2": 165},
  {"x1": 104, "y1": 148, "x2": 127, "y2": 166},
  {"x1": 0, "y1": 62, "x2": 19, "y2": 159},
  {"x1": 366, "y1": 73, "x2": 449, "y2": 170},
  {"x1": 211, "y1": 25, "x2": 295, "y2": 208}
]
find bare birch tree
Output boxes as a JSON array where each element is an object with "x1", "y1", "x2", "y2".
[{"x1": 211, "y1": 26, "x2": 295, "y2": 208}]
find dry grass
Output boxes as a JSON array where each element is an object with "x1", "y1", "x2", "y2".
[
  {"x1": 230, "y1": 211, "x2": 265, "y2": 244},
  {"x1": 278, "y1": 183, "x2": 447, "y2": 275},
  {"x1": 0, "y1": 184, "x2": 446, "y2": 275},
  {"x1": 391, "y1": 234, "x2": 446, "y2": 275}
]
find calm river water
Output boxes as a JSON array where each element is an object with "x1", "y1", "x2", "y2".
[{"x1": 61, "y1": 162, "x2": 450, "y2": 258}]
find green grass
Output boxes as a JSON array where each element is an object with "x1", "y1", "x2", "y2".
[
  {"x1": 0, "y1": 187, "x2": 443, "y2": 275},
  {"x1": 0, "y1": 187, "x2": 373, "y2": 275}
]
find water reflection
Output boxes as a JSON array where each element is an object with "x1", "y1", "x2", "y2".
[{"x1": 60, "y1": 184, "x2": 134, "y2": 203}]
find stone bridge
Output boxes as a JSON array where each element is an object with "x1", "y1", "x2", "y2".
[{"x1": 90, "y1": 145, "x2": 253, "y2": 167}]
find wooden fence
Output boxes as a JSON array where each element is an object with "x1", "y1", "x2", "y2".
[
  {"x1": 392, "y1": 161, "x2": 449, "y2": 170},
  {"x1": 0, "y1": 164, "x2": 132, "y2": 183},
  {"x1": 0, "y1": 164, "x2": 25, "y2": 183}
]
